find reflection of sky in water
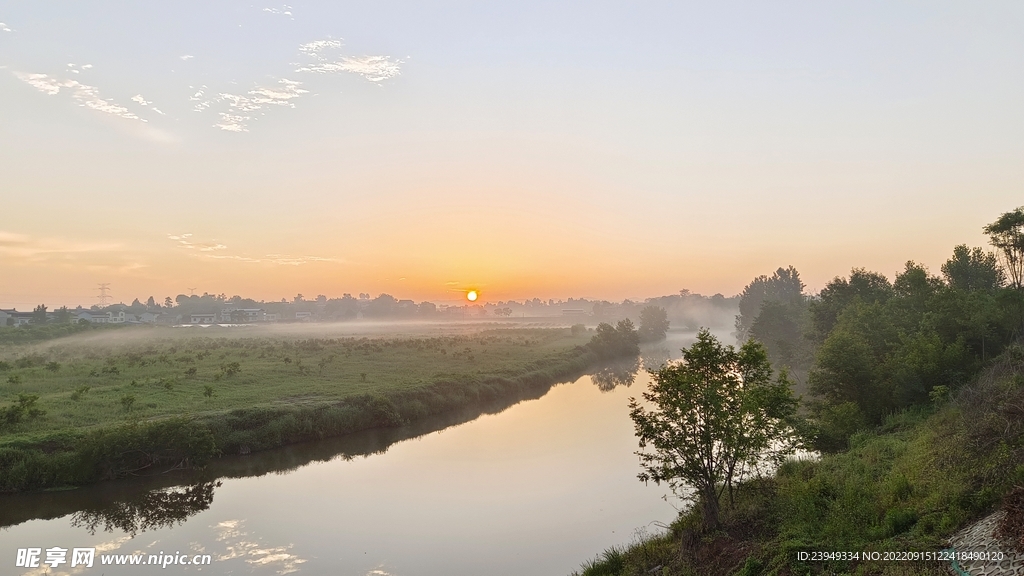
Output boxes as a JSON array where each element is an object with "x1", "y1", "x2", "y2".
[{"x1": 1, "y1": 333, "x2": 704, "y2": 575}]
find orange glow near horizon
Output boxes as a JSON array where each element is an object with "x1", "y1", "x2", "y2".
[{"x1": 466, "y1": 290, "x2": 479, "y2": 302}]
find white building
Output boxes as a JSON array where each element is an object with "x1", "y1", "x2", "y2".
[
  {"x1": 190, "y1": 312, "x2": 218, "y2": 324},
  {"x1": 219, "y1": 308, "x2": 266, "y2": 323},
  {"x1": 76, "y1": 311, "x2": 110, "y2": 323}
]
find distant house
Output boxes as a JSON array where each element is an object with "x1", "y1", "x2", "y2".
[
  {"x1": 294, "y1": 311, "x2": 312, "y2": 321},
  {"x1": 562, "y1": 309, "x2": 587, "y2": 317},
  {"x1": 109, "y1": 310, "x2": 126, "y2": 324},
  {"x1": 139, "y1": 312, "x2": 160, "y2": 323},
  {"x1": 190, "y1": 312, "x2": 218, "y2": 324},
  {"x1": 77, "y1": 311, "x2": 111, "y2": 323},
  {"x1": 220, "y1": 308, "x2": 266, "y2": 323},
  {"x1": 3, "y1": 310, "x2": 35, "y2": 326},
  {"x1": 13, "y1": 313, "x2": 34, "y2": 326}
]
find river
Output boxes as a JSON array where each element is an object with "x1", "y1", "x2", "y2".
[{"x1": 0, "y1": 333, "x2": 700, "y2": 576}]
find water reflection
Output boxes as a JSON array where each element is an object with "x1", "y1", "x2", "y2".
[
  {"x1": 641, "y1": 346, "x2": 672, "y2": 372},
  {"x1": 214, "y1": 519, "x2": 307, "y2": 574},
  {"x1": 69, "y1": 481, "x2": 220, "y2": 537},
  {"x1": 591, "y1": 357, "x2": 640, "y2": 391}
]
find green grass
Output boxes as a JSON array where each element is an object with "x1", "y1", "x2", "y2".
[
  {"x1": 0, "y1": 326, "x2": 598, "y2": 491},
  {"x1": 0, "y1": 328, "x2": 589, "y2": 434}
]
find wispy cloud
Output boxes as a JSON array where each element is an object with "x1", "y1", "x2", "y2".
[
  {"x1": 296, "y1": 39, "x2": 403, "y2": 83},
  {"x1": 309, "y1": 55, "x2": 402, "y2": 82},
  {"x1": 180, "y1": 54, "x2": 194, "y2": 61},
  {"x1": 262, "y1": 5, "x2": 293, "y2": 18},
  {"x1": 168, "y1": 233, "x2": 227, "y2": 252},
  {"x1": 132, "y1": 93, "x2": 166, "y2": 115},
  {"x1": 0, "y1": 230, "x2": 124, "y2": 264},
  {"x1": 194, "y1": 79, "x2": 308, "y2": 131},
  {"x1": 0, "y1": 22, "x2": 12, "y2": 33},
  {"x1": 168, "y1": 234, "x2": 343, "y2": 265},
  {"x1": 14, "y1": 71, "x2": 147, "y2": 122},
  {"x1": 298, "y1": 40, "x2": 342, "y2": 57}
]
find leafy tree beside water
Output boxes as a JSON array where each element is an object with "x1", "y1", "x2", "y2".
[
  {"x1": 629, "y1": 329, "x2": 801, "y2": 529},
  {"x1": 587, "y1": 320, "x2": 640, "y2": 359},
  {"x1": 638, "y1": 306, "x2": 670, "y2": 342}
]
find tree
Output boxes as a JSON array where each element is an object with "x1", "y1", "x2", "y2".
[
  {"x1": 983, "y1": 207, "x2": 1024, "y2": 290},
  {"x1": 735, "y1": 266, "x2": 805, "y2": 340},
  {"x1": 638, "y1": 305, "x2": 670, "y2": 342},
  {"x1": 629, "y1": 329, "x2": 801, "y2": 529},
  {"x1": 809, "y1": 268, "x2": 893, "y2": 339},
  {"x1": 942, "y1": 245, "x2": 1005, "y2": 292},
  {"x1": 164, "y1": 297, "x2": 173, "y2": 309},
  {"x1": 32, "y1": 304, "x2": 47, "y2": 324},
  {"x1": 146, "y1": 296, "x2": 156, "y2": 308},
  {"x1": 587, "y1": 319, "x2": 640, "y2": 359}
]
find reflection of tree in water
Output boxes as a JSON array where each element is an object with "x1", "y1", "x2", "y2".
[
  {"x1": 641, "y1": 347, "x2": 672, "y2": 372},
  {"x1": 71, "y1": 481, "x2": 220, "y2": 537},
  {"x1": 591, "y1": 357, "x2": 640, "y2": 392}
]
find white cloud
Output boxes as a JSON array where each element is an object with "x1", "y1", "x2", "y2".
[
  {"x1": 299, "y1": 39, "x2": 342, "y2": 58},
  {"x1": 262, "y1": 5, "x2": 293, "y2": 17},
  {"x1": 0, "y1": 22, "x2": 12, "y2": 33},
  {"x1": 168, "y1": 233, "x2": 227, "y2": 252},
  {"x1": 296, "y1": 39, "x2": 402, "y2": 83},
  {"x1": 14, "y1": 71, "x2": 147, "y2": 122},
  {"x1": 180, "y1": 54, "x2": 194, "y2": 61},
  {"x1": 198, "y1": 79, "x2": 308, "y2": 131},
  {"x1": 214, "y1": 113, "x2": 250, "y2": 132},
  {"x1": 298, "y1": 55, "x2": 402, "y2": 82},
  {"x1": 131, "y1": 94, "x2": 166, "y2": 115}
]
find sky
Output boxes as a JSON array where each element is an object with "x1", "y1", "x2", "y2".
[{"x1": 2, "y1": 1, "x2": 1023, "y2": 309}]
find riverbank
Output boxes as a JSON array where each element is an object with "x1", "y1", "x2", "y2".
[
  {"x1": 0, "y1": 326, "x2": 603, "y2": 492},
  {"x1": 572, "y1": 344, "x2": 1024, "y2": 576}
]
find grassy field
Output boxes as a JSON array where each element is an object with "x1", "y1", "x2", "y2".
[
  {"x1": 0, "y1": 325, "x2": 598, "y2": 491},
  {"x1": 0, "y1": 327, "x2": 591, "y2": 433}
]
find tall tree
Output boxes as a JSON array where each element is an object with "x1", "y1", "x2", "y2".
[
  {"x1": 629, "y1": 329, "x2": 800, "y2": 529},
  {"x1": 983, "y1": 207, "x2": 1024, "y2": 290},
  {"x1": 735, "y1": 266, "x2": 805, "y2": 341},
  {"x1": 637, "y1": 305, "x2": 670, "y2": 342},
  {"x1": 941, "y1": 245, "x2": 1005, "y2": 292}
]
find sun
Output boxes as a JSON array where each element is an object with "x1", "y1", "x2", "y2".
[{"x1": 466, "y1": 290, "x2": 479, "y2": 302}]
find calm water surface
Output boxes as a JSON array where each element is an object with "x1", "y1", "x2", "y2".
[{"x1": 0, "y1": 336, "x2": 697, "y2": 576}]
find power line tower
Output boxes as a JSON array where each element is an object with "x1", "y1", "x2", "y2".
[
  {"x1": 187, "y1": 287, "x2": 197, "y2": 296},
  {"x1": 97, "y1": 283, "x2": 112, "y2": 307}
]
